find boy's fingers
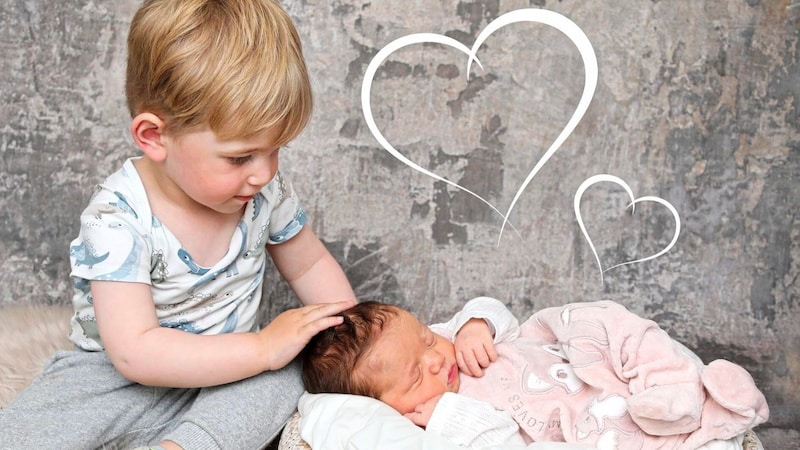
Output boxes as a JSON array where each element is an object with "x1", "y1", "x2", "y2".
[
  {"x1": 306, "y1": 315, "x2": 345, "y2": 334},
  {"x1": 305, "y1": 300, "x2": 354, "y2": 319}
]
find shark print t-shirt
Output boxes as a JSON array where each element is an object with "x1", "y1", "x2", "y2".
[{"x1": 68, "y1": 157, "x2": 307, "y2": 351}]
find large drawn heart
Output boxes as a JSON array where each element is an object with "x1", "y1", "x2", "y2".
[
  {"x1": 361, "y1": 8, "x2": 681, "y2": 282},
  {"x1": 361, "y1": 9, "x2": 598, "y2": 243},
  {"x1": 574, "y1": 175, "x2": 681, "y2": 284}
]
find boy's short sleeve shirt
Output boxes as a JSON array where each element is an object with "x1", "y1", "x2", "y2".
[{"x1": 68, "y1": 158, "x2": 306, "y2": 351}]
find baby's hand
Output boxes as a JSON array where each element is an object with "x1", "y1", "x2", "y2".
[
  {"x1": 257, "y1": 300, "x2": 354, "y2": 370},
  {"x1": 404, "y1": 394, "x2": 443, "y2": 427},
  {"x1": 454, "y1": 318, "x2": 497, "y2": 377}
]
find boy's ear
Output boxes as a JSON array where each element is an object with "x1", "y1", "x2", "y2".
[{"x1": 130, "y1": 113, "x2": 168, "y2": 162}]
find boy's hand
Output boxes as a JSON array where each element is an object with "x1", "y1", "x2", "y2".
[
  {"x1": 454, "y1": 318, "x2": 497, "y2": 377},
  {"x1": 404, "y1": 394, "x2": 443, "y2": 427},
  {"x1": 257, "y1": 300, "x2": 354, "y2": 370}
]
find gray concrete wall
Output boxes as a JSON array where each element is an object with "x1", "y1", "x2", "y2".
[{"x1": 1, "y1": 0, "x2": 797, "y2": 445}]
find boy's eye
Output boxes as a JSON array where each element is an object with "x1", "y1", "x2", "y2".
[{"x1": 228, "y1": 155, "x2": 252, "y2": 165}]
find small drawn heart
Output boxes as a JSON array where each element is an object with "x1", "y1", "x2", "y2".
[
  {"x1": 361, "y1": 9, "x2": 598, "y2": 244},
  {"x1": 574, "y1": 174, "x2": 681, "y2": 284}
]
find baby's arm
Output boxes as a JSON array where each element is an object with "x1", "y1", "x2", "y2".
[
  {"x1": 432, "y1": 296, "x2": 521, "y2": 377},
  {"x1": 267, "y1": 226, "x2": 356, "y2": 305},
  {"x1": 404, "y1": 394, "x2": 444, "y2": 427},
  {"x1": 425, "y1": 392, "x2": 528, "y2": 449},
  {"x1": 299, "y1": 392, "x2": 528, "y2": 450},
  {"x1": 92, "y1": 280, "x2": 352, "y2": 387}
]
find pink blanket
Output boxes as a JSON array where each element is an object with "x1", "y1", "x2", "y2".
[{"x1": 458, "y1": 301, "x2": 769, "y2": 449}]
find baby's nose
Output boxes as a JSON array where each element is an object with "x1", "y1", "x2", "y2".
[{"x1": 426, "y1": 351, "x2": 444, "y2": 373}]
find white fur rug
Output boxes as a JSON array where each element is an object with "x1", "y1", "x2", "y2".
[{"x1": 0, "y1": 304, "x2": 73, "y2": 407}]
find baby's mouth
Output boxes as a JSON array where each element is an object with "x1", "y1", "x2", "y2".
[{"x1": 447, "y1": 364, "x2": 458, "y2": 387}]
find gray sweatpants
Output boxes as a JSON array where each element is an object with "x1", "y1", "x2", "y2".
[{"x1": 0, "y1": 349, "x2": 304, "y2": 449}]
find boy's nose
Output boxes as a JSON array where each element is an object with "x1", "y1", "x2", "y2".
[{"x1": 248, "y1": 158, "x2": 276, "y2": 187}]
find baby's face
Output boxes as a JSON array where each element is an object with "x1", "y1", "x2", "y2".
[{"x1": 362, "y1": 310, "x2": 460, "y2": 415}]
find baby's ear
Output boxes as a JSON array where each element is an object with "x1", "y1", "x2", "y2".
[{"x1": 130, "y1": 112, "x2": 167, "y2": 161}]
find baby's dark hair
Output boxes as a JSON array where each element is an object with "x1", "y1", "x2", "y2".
[{"x1": 302, "y1": 301, "x2": 401, "y2": 398}]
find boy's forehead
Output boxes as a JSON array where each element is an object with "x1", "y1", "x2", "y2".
[{"x1": 167, "y1": 123, "x2": 283, "y2": 147}]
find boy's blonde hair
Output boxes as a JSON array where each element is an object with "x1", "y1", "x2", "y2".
[{"x1": 125, "y1": 0, "x2": 312, "y2": 145}]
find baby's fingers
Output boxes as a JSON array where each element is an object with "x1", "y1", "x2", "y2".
[
  {"x1": 404, "y1": 411, "x2": 425, "y2": 427},
  {"x1": 405, "y1": 399, "x2": 437, "y2": 427},
  {"x1": 457, "y1": 349, "x2": 484, "y2": 377},
  {"x1": 484, "y1": 342, "x2": 498, "y2": 363},
  {"x1": 473, "y1": 348, "x2": 492, "y2": 368}
]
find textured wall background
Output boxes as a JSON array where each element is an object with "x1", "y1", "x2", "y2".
[{"x1": 1, "y1": 0, "x2": 797, "y2": 445}]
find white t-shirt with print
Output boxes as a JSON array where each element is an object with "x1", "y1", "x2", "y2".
[{"x1": 68, "y1": 157, "x2": 306, "y2": 351}]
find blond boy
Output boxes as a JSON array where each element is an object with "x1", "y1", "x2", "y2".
[{"x1": 0, "y1": 1, "x2": 355, "y2": 448}]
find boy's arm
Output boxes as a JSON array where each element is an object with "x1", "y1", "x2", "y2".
[
  {"x1": 267, "y1": 225, "x2": 357, "y2": 305},
  {"x1": 92, "y1": 280, "x2": 352, "y2": 387}
]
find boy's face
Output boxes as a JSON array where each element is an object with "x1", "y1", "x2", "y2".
[
  {"x1": 362, "y1": 309, "x2": 460, "y2": 415},
  {"x1": 159, "y1": 126, "x2": 281, "y2": 215}
]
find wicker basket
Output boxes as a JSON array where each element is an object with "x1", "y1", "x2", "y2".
[
  {"x1": 277, "y1": 411, "x2": 764, "y2": 450},
  {"x1": 278, "y1": 411, "x2": 311, "y2": 450}
]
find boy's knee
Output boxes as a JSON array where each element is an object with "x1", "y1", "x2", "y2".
[{"x1": 276, "y1": 360, "x2": 305, "y2": 399}]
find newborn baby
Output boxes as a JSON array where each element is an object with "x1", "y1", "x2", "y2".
[{"x1": 302, "y1": 297, "x2": 768, "y2": 450}]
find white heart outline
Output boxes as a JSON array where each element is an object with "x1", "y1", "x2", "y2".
[
  {"x1": 574, "y1": 174, "x2": 681, "y2": 284},
  {"x1": 360, "y1": 8, "x2": 598, "y2": 244}
]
